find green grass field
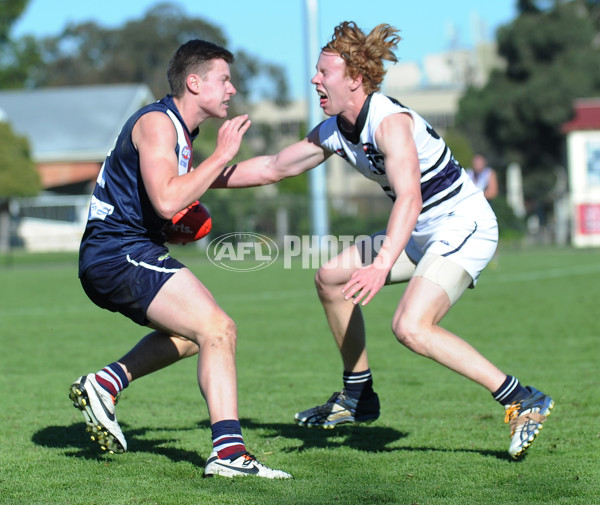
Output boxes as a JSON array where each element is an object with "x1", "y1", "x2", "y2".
[{"x1": 1, "y1": 245, "x2": 599, "y2": 505}]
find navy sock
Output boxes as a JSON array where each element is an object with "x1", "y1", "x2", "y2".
[
  {"x1": 492, "y1": 375, "x2": 529, "y2": 406},
  {"x1": 343, "y1": 369, "x2": 374, "y2": 400},
  {"x1": 211, "y1": 419, "x2": 246, "y2": 460}
]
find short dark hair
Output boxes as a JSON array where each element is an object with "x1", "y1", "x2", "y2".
[{"x1": 167, "y1": 40, "x2": 234, "y2": 97}]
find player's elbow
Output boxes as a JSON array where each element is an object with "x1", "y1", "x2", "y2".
[
  {"x1": 262, "y1": 170, "x2": 285, "y2": 185},
  {"x1": 403, "y1": 190, "x2": 423, "y2": 215},
  {"x1": 261, "y1": 158, "x2": 287, "y2": 185},
  {"x1": 153, "y1": 201, "x2": 180, "y2": 220},
  {"x1": 415, "y1": 194, "x2": 423, "y2": 214}
]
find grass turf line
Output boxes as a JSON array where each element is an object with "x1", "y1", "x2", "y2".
[{"x1": 0, "y1": 246, "x2": 598, "y2": 504}]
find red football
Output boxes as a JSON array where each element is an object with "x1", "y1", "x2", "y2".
[{"x1": 166, "y1": 201, "x2": 212, "y2": 244}]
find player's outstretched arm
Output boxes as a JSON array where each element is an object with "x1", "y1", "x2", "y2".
[{"x1": 212, "y1": 129, "x2": 328, "y2": 189}]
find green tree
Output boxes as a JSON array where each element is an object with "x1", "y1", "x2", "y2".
[
  {"x1": 0, "y1": 120, "x2": 41, "y2": 251},
  {"x1": 442, "y1": 128, "x2": 473, "y2": 168},
  {"x1": 456, "y1": 0, "x2": 600, "y2": 212},
  {"x1": 0, "y1": 0, "x2": 28, "y2": 45},
  {"x1": 22, "y1": 2, "x2": 290, "y2": 169},
  {"x1": 0, "y1": 0, "x2": 41, "y2": 90},
  {"x1": 29, "y1": 2, "x2": 288, "y2": 105},
  {"x1": 0, "y1": 121, "x2": 39, "y2": 196}
]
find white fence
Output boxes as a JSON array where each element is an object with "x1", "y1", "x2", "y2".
[{"x1": 13, "y1": 194, "x2": 90, "y2": 252}]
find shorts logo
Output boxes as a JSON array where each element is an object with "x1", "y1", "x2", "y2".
[{"x1": 207, "y1": 233, "x2": 278, "y2": 272}]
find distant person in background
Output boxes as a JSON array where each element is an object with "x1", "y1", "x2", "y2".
[
  {"x1": 466, "y1": 154, "x2": 498, "y2": 201},
  {"x1": 466, "y1": 154, "x2": 500, "y2": 266}
]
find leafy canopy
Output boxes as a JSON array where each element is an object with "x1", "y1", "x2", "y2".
[
  {"x1": 456, "y1": 0, "x2": 600, "y2": 205},
  {"x1": 0, "y1": 121, "x2": 40, "y2": 198}
]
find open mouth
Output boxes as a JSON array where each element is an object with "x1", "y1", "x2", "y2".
[{"x1": 317, "y1": 90, "x2": 327, "y2": 107}]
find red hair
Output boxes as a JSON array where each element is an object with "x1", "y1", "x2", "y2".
[{"x1": 322, "y1": 21, "x2": 401, "y2": 94}]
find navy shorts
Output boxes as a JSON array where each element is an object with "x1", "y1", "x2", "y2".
[{"x1": 80, "y1": 248, "x2": 185, "y2": 326}]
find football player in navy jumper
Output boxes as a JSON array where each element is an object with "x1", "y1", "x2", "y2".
[
  {"x1": 70, "y1": 39, "x2": 291, "y2": 479},
  {"x1": 213, "y1": 22, "x2": 553, "y2": 459}
]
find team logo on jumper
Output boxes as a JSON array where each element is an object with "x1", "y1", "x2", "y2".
[
  {"x1": 363, "y1": 143, "x2": 385, "y2": 175},
  {"x1": 207, "y1": 233, "x2": 279, "y2": 272},
  {"x1": 335, "y1": 148, "x2": 349, "y2": 160}
]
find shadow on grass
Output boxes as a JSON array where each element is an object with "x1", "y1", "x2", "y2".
[
  {"x1": 233, "y1": 419, "x2": 513, "y2": 461},
  {"x1": 33, "y1": 418, "x2": 513, "y2": 464},
  {"x1": 231, "y1": 418, "x2": 408, "y2": 453},
  {"x1": 32, "y1": 423, "x2": 206, "y2": 467}
]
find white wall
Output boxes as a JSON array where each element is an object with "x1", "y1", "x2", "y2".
[{"x1": 566, "y1": 129, "x2": 600, "y2": 247}]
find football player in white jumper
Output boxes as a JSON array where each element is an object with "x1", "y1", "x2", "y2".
[{"x1": 214, "y1": 21, "x2": 553, "y2": 459}]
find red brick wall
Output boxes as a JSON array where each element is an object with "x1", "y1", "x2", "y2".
[{"x1": 37, "y1": 162, "x2": 101, "y2": 189}]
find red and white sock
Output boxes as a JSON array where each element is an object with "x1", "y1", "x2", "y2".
[
  {"x1": 211, "y1": 420, "x2": 246, "y2": 460},
  {"x1": 95, "y1": 362, "x2": 129, "y2": 401}
]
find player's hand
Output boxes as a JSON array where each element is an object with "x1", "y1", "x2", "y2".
[
  {"x1": 341, "y1": 263, "x2": 388, "y2": 306},
  {"x1": 214, "y1": 114, "x2": 251, "y2": 163}
]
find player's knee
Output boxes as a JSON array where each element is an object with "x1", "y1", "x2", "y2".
[
  {"x1": 391, "y1": 313, "x2": 429, "y2": 355},
  {"x1": 200, "y1": 313, "x2": 237, "y2": 349},
  {"x1": 315, "y1": 267, "x2": 336, "y2": 296},
  {"x1": 219, "y1": 316, "x2": 237, "y2": 346}
]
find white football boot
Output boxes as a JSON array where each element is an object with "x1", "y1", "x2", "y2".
[
  {"x1": 204, "y1": 451, "x2": 292, "y2": 479},
  {"x1": 505, "y1": 386, "x2": 554, "y2": 459},
  {"x1": 69, "y1": 373, "x2": 127, "y2": 454}
]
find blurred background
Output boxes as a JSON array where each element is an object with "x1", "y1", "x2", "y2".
[{"x1": 1, "y1": 0, "x2": 599, "y2": 253}]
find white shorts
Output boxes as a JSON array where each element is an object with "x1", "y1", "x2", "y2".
[{"x1": 360, "y1": 191, "x2": 498, "y2": 303}]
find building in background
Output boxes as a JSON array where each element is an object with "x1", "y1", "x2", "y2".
[
  {"x1": 0, "y1": 84, "x2": 155, "y2": 251},
  {"x1": 562, "y1": 98, "x2": 600, "y2": 247},
  {"x1": 0, "y1": 84, "x2": 154, "y2": 193}
]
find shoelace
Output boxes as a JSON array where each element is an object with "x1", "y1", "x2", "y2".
[
  {"x1": 504, "y1": 403, "x2": 547, "y2": 436},
  {"x1": 322, "y1": 393, "x2": 352, "y2": 412},
  {"x1": 310, "y1": 393, "x2": 342, "y2": 413},
  {"x1": 241, "y1": 453, "x2": 258, "y2": 466}
]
